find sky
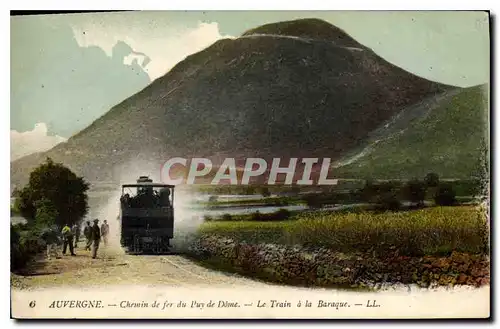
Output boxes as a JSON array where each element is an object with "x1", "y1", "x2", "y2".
[{"x1": 10, "y1": 10, "x2": 490, "y2": 160}]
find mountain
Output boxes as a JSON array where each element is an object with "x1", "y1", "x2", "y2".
[
  {"x1": 333, "y1": 84, "x2": 489, "y2": 180},
  {"x1": 11, "y1": 18, "x2": 454, "y2": 189}
]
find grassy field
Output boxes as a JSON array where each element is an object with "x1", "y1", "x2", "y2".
[{"x1": 198, "y1": 206, "x2": 488, "y2": 256}]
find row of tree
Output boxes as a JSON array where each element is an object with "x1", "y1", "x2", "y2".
[
  {"x1": 363, "y1": 173, "x2": 457, "y2": 209},
  {"x1": 304, "y1": 173, "x2": 459, "y2": 211}
]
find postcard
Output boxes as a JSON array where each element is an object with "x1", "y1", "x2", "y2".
[{"x1": 10, "y1": 10, "x2": 490, "y2": 319}]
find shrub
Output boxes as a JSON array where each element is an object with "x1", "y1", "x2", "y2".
[
  {"x1": 424, "y1": 173, "x2": 440, "y2": 187},
  {"x1": 434, "y1": 184, "x2": 457, "y2": 206},
  {"x1": 375, "y1": 192, "x2": 402, "y2": 211},
  {"x1": 251, "y1": 211, "x2": 262, "y2": 221},
  {"x1": 404, "y1": 179, "x2": 427, "y2": 207},
  {"x1": 260, "y1": 187, "x2": 271, "y2": 198},
  {"x1": 274, "y1": 198, "x2": 290, "y2": 206},
  {"x1": 221, "y1": 213, "x2": 233, "y2": 221},
  {"x1": 275, "y1": 208, "x2": 291, "y2": 221},
  {"x1": 305, "y1": 194, "x2": 323, "y2": 209},
  {"x1": 361, "y1": 180, "x2": 402, "y2": 204},
  {"x1": 10, "y1": 225, "x2": 23, "y2": 270},
  {"x1": 249, "y1": 209, "x2": 292, "y2": 222},
  {"x1": 360, "y1": 180, "x2": 377, "y2": 202},
  {"x1": 11, "y1": 224, "x2": 47, "y2": 271}
]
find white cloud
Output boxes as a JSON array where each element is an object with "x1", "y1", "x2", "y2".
[
  {"x1": 71, "y1": 21, "x2": 235, "y2": 81},
  {"x1": 11, "y1": 123, "x2": 67, "y2": 161},
  {"x1": 11, "y1": 21, "x2": 234, "y2": 163}
]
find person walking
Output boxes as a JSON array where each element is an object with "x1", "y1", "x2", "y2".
[
  {"x1": 72, "y1": 223, "x2": 80, "y2": 249},
  {"x1": 101, "y1": 220, "x2": 110, "y2": 246},
  {"x1": 83, "y1": 221, "x2": 92, "y2": 251},
  {"x1": 91, "y1": 219, "x2": 101, "y2": 259},
  {"x1": 61, "y1": 224, "x2": 76, "y2": 256}
]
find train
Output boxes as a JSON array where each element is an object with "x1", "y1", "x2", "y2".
[{"x1": 119, "y1": 176, "x2": 175, "y2": 254}]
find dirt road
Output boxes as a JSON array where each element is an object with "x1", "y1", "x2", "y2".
[{"x1": 11, "y1": 246, "x2": 268, "y2": 290}]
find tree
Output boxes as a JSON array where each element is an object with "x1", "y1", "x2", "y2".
[
  {"x1": 290, "y1": 186, "x2": 301, "y2": 196},
  {"x1": 17, "y1": 157, "x2": 89, "y2": 227},
  {"x1": 434, "y1": 184, "x2": 457, "y2": 206},
  {"x1": 11, "y1": 187, "x2": 21, "y2": 197},
  {"x1": 360, "y1": 179, "x2": 377, "y2": 203},
  {"x1": 275, "y1": 208, "x2": 291, "y2": 220},
  {"x1": 244, "y1": 185, "x2": 256, "y2": 195},
  {"x1": 376, "y1": 191, "x2": 401, "y2": 211},
  {"x1": 260, "y1": 187, "x2": 271, "y2": 198},
  {"x1": 424, "y1": 173, "x2": 440, "y2": 187},
  {"x1": 34, "y1": 198, "x2": 59, "y2": 228},
  {"x1": 305, "y1": 193, "x2": 323, "y2": 209},
  {"x1": 404, "y1": 179, "x2": 427, "y2": 207}
]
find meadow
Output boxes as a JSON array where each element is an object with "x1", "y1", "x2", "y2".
[{"x1": 198, "y1": 206, "x2": 488, "y2": 257}]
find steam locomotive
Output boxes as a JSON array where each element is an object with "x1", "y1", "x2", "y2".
[{"x1": 119, "y1": 176, "x2": 175, "y2": 254}]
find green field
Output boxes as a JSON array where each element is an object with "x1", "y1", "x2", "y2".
[
  {"x1": 335, "y1": 85, "x2": 489, "y2": 180},
  {"x1": 198, "y1": 206, "x2": 488, "y2": 256}
]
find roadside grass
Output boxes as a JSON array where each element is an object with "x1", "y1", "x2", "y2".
[{"x1": 198, "y1": 206, "x2": 488, "y2": 256}]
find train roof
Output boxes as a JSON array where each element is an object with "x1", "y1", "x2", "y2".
[{"x1": 122, "y1": 183, "x2": 176, "y2": 188}]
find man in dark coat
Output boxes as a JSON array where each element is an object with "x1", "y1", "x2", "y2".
[
  {"x1": 91, "y1": 219, "x2": 101, "y2": 259},
  {"x1": 83, "y1": 221, "x2": 92, "y2": 251}
]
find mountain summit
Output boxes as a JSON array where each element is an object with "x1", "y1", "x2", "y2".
[
  {"x1": 11, "y1": 18, "x2": 455, "y2": 188},
  {"x1": 241, "y1": 18, "x2": 366, "y2": 48}
]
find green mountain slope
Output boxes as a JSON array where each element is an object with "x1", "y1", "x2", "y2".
[{"x1": 334, "y1": 84, "x2": 489, "y2": 180}]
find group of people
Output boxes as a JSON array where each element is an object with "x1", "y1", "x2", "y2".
[
  {"x1": 45, "y1": 219, "x2": 110, "y2": 260},
  {"x1": 82, "y1": 219, "x2": 110, "y2": 258},
  {"x1": 120, "y1": 187, "x2": 171, "y2": 209}
]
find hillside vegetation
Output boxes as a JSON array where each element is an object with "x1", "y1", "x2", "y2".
[{"x1": 335, "y1": 84, "x2": 489, "y2": 180}]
